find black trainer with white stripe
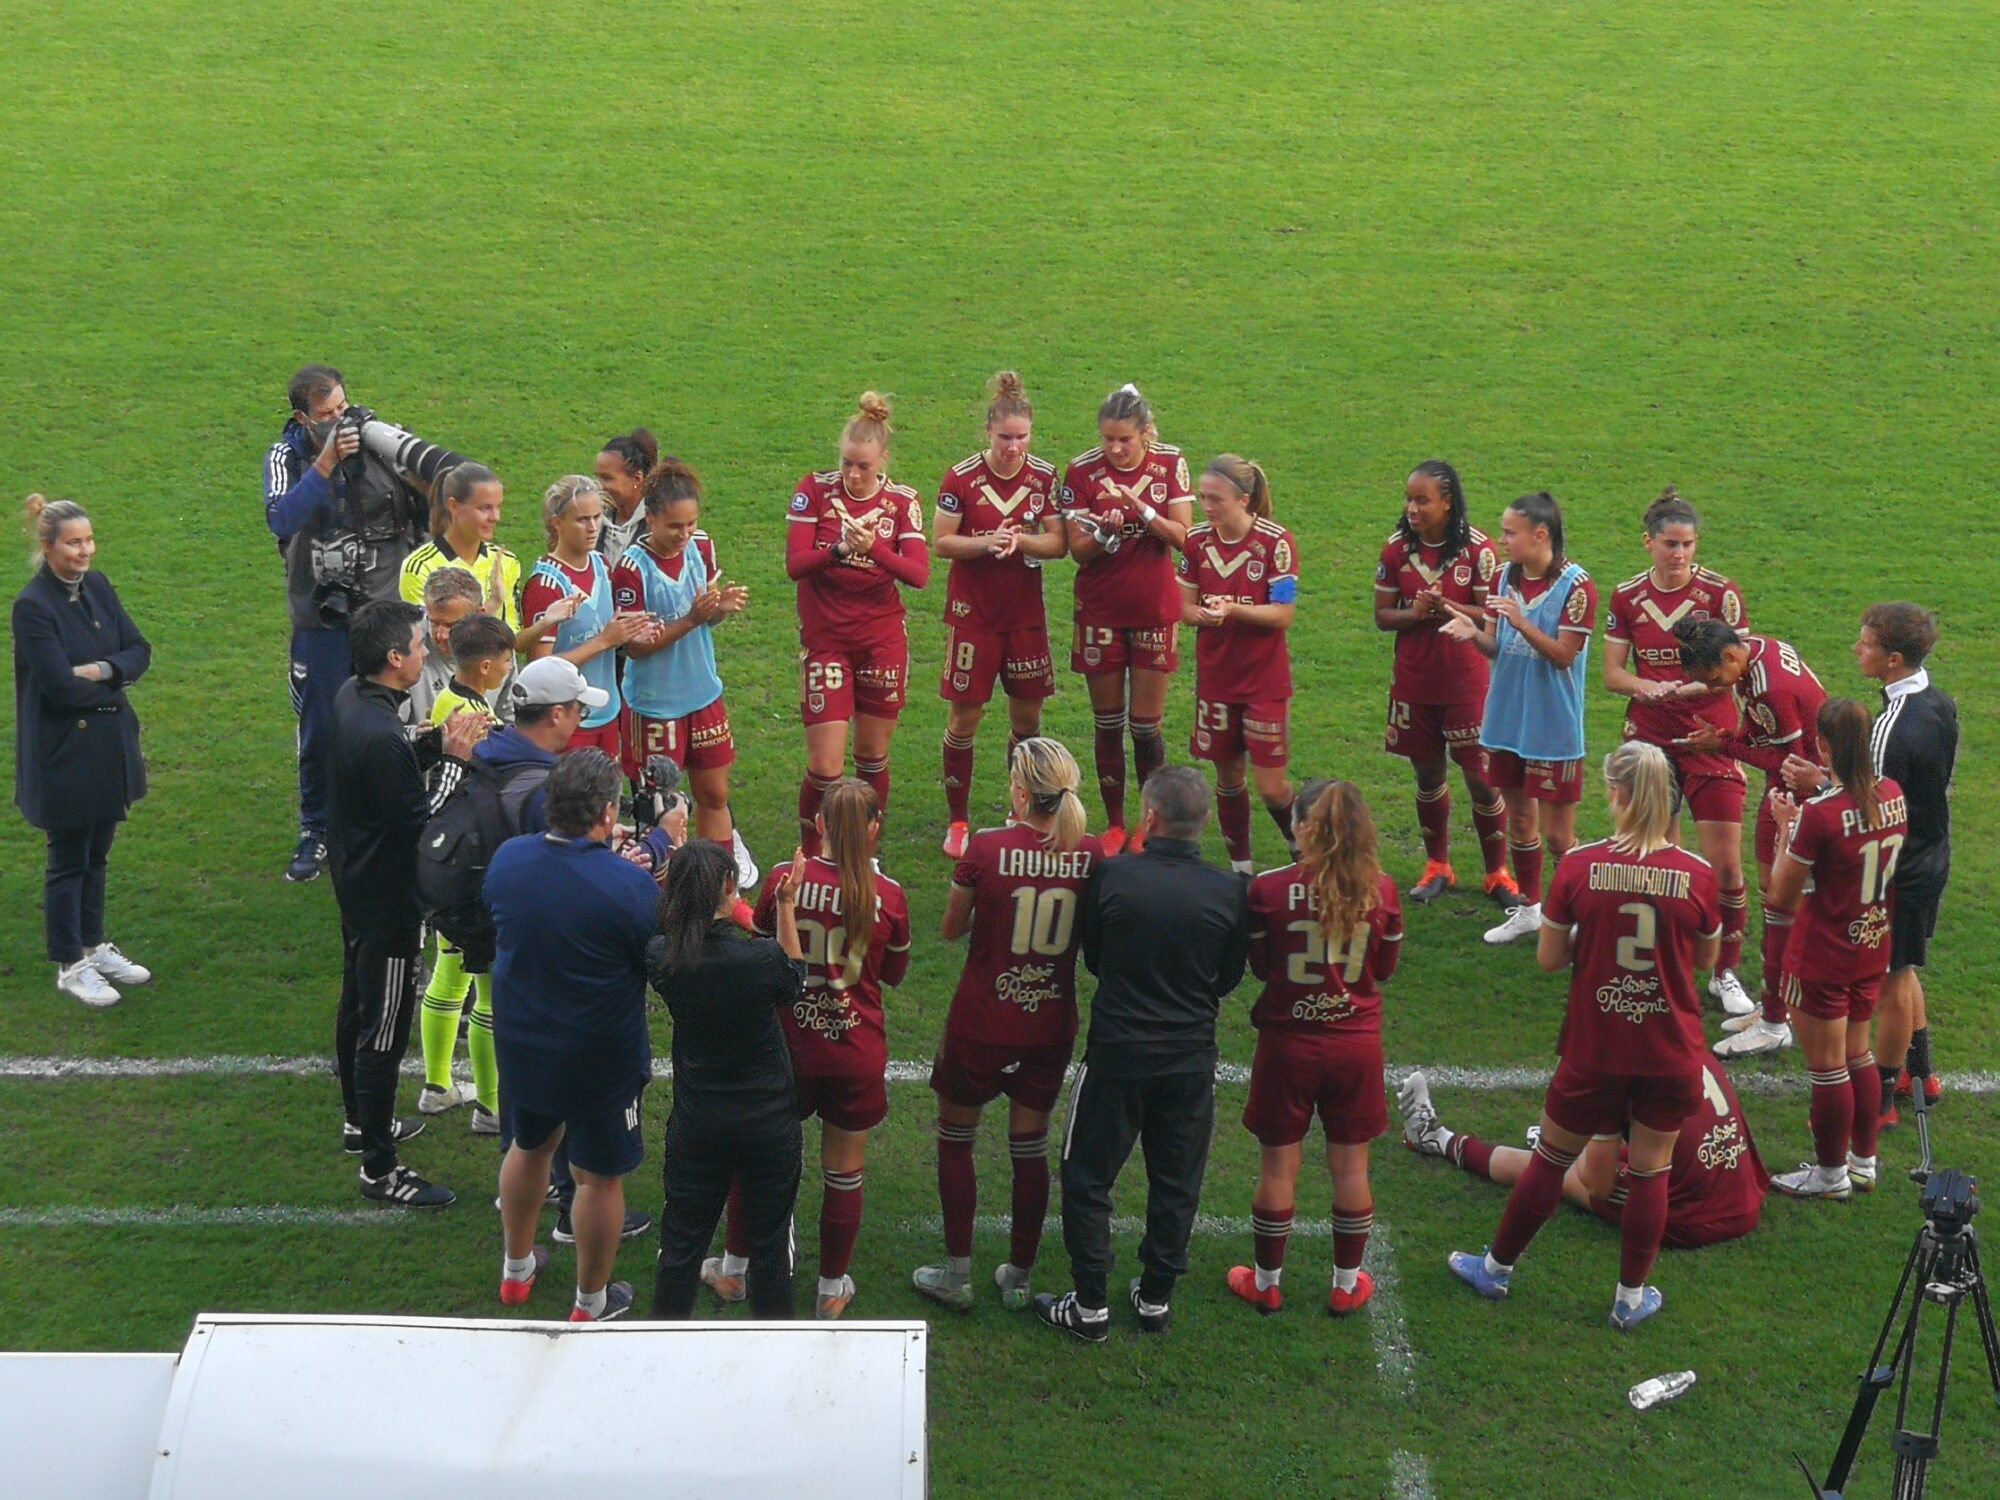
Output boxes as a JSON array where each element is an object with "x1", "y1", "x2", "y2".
[{"x1": 359, "y1": 1165, "x2": 457, "y2": 1209}]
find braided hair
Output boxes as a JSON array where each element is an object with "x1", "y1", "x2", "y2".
[{"x1": 1394, "y1": 460, "x2": 1471, "y2": 564}]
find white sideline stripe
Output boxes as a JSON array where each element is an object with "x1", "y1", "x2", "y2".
[
  {"x1": 7, "y1": 1054, "x2": 1996, "y2": 1096},
  {"x1": 1390, "y1": 1450, "x2": 1438, "y2": 1500},
  {"x1": 1363, "y1": 1218, "x2": 1417, "y2": 1396},
  {"x1": 0, "y1": 1206, "x2": 405, "y2": 1229},
  {"x1": 905, "y1": 1213, "x2": 1336, "y2": 1238}
]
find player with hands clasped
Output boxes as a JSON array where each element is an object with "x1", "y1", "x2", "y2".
[
  {"x1": 1673, "y1": 620, "x2": 1828, "y2": 1058},
  {"x1": 1374, "y1": 462, "x2": 1513, "y2": 906},
  {"x1": 522, "y1": 476, "x2": 658, "y2": 760},
  {"x1": 1448, "y1": 742, "x2": 1721, "y2": 1331},
  {"x1": 1062, "y1": 384, "x2": 1194, "y2": 852},
  {"x1": 1178, "y1": 455, "x2": 1300, "y2": 873},
  {"x1": 934, "y1": 373, "x2": 1067, "y2": 858},
  {"x1": 1438, "y1": 492, "x2": 1597, "y2": 946},
  {"x1": 914, "y1": 738, "x2": 1103, "y2": 1313},
  {"x1": 1764, "y1": 700, "x2": 1907, "y2": 1200},
  {"x1": 788, "y1": 394, "x2": 930, "y2": 852},
  {"x1": 1227, "y1": 781, "x2": 1402, "y2": 1318},
  {"x1": 1602, "y1": 489, "x2": 1755, "y2": 1016},
  {"x1": 611, "y1": 457, "x2": 748, "y2": 852}
]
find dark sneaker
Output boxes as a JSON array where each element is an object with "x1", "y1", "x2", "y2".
[
  {"x1": 552, "y1": 1207, "x2": 653, "y2": 1244},
  {"x1": 359, "y1": 1165, "x2": 456, "y2": 1208},
  {"x1": 342, "y1": 1116, "x2": 426, "y2": 1155},
  {"x1": 1033, "y1": 1290, "x2": 1109, "y2": 1344},
  {"x1": 1129, "y1": 1278, "x2": 1172, "y2": 1335},
  {"x1": 286, "y1": 832, "x2": 327, "y2": 884},
  {"x1": 569, "y1": 1281, "x2": 635, "y2": 1322}
]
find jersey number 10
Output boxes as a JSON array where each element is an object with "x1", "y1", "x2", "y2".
[{"x1": 1009, "y1": 887, "x2": 1078, "y2": 957}]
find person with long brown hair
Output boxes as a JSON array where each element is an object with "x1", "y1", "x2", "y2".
[
  {"x1": 914, "y1": 738, "x2": 1102, "y2": 1312},
  {"x1": 1765, "y1": 700, "x2": 1908, "y2": 1200},
  {"x1": 1449, "y1": 741, "x2": 1720, "y2": 1330},
  {"x1": 933, "y1": 372, "x2": 1067, "y2": 858},
  {"x1": 1226, "y1": 781, "x2": 1402, "y2": 1317},
  {"x1": 788, "y1": 394, "x2": 930, "y2": 852},
  {"x1": 717, "y1": 778, "x2": 911, "y2": 1318}
]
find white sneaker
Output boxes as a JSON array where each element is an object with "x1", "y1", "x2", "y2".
[
  {"x1": 57, "y1": 959, "x2": 120, "y2": 1008},
  {"x1": 1230, "y1": 859, "x2": 1255, "y2": 875},
  {"x1": 419, "y1": 1080, "x2": 478, "y2": 1114},
  {"x1": 1709, "y1": 969, "x2": 1755, "y2": 1016},
  {"x1": 732, "y1": 829, "x2": 760, "y2": 890},
  {"x1": 1396, "y1": 1071, "x2": 1450, "y2": 1156},
  {"x1": 1713, "y1": 1019, "x2": 1792, "y2": 1058},
  {"x1": 1483, "y1": 902, "x2": 1542, "y2": 945},
  {"x1": 1774, "y1": 1162, "x2": 1852, "y2": 1201},
  {"x1": 1847, "y1": 1153, "x2": 1878, "y2": 1193},
  {"x1": 1719, "y1": 1010, "x2": 1764, "y2": 1034},
  {"x1": 86, "y1": 942, "x2": 151, "y2": 986}
]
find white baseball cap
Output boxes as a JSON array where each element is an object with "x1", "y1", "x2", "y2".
[{"x1": 509, "y1": 656, "x2": 611, "y2": 710}]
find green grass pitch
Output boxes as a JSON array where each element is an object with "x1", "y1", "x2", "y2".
[{"x1": 2, "y1": 2, "x2": 1997, "y2": 1495}]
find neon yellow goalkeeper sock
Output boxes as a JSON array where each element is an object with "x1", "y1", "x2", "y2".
[
  {"x1": 420, "y1": 939, "x2": 470, "y2": 1091},
  {"x1": 468, "y1": 973, "x2": 498, "y2": 1113}
]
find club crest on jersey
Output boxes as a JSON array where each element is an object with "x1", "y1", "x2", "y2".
[
  {"x1": 1083, "y1": 647, "x2": 1101, "y2": 667},
  {"x1": 1454, "y1": 564, "x2": 1472, "y2": 587},
  {"x1": 1247, "y1": 559, "x2": 1265, "y2": 582},
  {"x1": 808, "y1": 692, "x2": 826, "y2": 714},
  {"x1": 952, "y1": 673, "x2": 969, "y2": 691},
  {"x1": 1150, "y1": 482, "x2": 1168, "y2": 504}
]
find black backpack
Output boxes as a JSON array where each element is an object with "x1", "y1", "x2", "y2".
[{"x1": 417, "y1": 758, "x2": 552, "y2": 947}]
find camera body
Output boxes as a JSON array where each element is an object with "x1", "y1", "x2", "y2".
[{"x1": 336, "y1": 405, "x2": 378, "y2": 485}]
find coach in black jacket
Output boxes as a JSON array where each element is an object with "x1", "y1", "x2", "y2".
[
  {"x1": 328, "y1": 600, "x2": 485, "y2": 1206},
  {"x1": 13, "y1": 498, "x2": 152, "y2": 1008},
  {"x1": 1037, "y1": 766, "x2": 1250, "y2": 1341}
]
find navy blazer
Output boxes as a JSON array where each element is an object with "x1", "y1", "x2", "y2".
[{"x1": 12, "y1": 566, "x2": 150, "y2": 831}]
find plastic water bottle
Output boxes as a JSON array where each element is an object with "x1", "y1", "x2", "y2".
[{"x1": 1629, "y1": 1371, "x2": 1697, "y2": 1411}]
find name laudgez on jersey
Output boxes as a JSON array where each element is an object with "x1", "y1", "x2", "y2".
[{"x1": 995, "y1": 845, "x2": 1095, "y2": 880}]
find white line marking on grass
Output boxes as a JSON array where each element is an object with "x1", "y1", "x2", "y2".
[
  {"x1": 9, "y1": 1054, "x2": 1995, "y2": 1093},
  {"x1": 1390, "y1": 1450, "x2": 1437, "y2": 1500},
  {"x1": 0, "y1": 1205, "x2": 408, "y2": 1229},
  {"x1": 1364, "y1": 1218, "x2": 1418, "y2": 1395},
  {"x1": 901, "y1": 1213, "x2": 1335, "y2": 1238}
]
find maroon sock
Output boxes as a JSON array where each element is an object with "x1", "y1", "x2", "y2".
[
  {"x1": 1510, "y1": 838, "x2": 1545, "y2": 904},
  {"x1": 1719, "y1": 883, "x2": 1748, "y2": 972},
  {"x1": 819, "y1": 1168, "x2": 864, "y2": 1280},
  {"x1": 1450, "y1": 1133, "x2": 1498, "y2": 1181},
  {"x1": 936, "y1": 1122, "x2": 977, "y2": 1259},
  {"x1": 1217, "y1": 783, "x2": 1252, "y2": 864},
  {"x1": 1809, "y1": 1065, "x2": 1854, "y2": 1168},
  {"x1": 1130, "y1": 715, "x2": 1166, "y2": 792},
  {"x1": 853, "y1": 756, "x2": 890, "y2": 820},
  {"x1": 941, "y1": 734, "x2": 975, "y2": 825},
  {"x1": 1849, "y1": 1051, "x2": 1881, "y2": 1159},
  {"x1": 1492, "y1": 1139, "x2": 1576, "y2": 1266},
  {"x1": 1618, "y1": 1166, "x2": 1671, "y2": 1287},
  {"x1": 723, "y1": 1177, "x2": 747, "y2": 1257},
  {"x1": 1093, "y1": 711, "x2": 1128, "y2": 828},
  {"x1": 1471, "y1": 796, "x2": 1509, "y2": 880},
  {"x1": 1332, "y1": 1200, "x2": 1374, "y2": 1273},
  {"x1": 1251, "y1": 1201, "x2": 1294, "y2": 1274},
  {"x1": 1760, "y1": 910, "x2": 1791, "y2": 1024},
  {"x1": 798, "y1": 773, "x2": 832, "y2": 854},
  {"x1": 1007, "y1": 1131, "x2": 1050, "y2": 1269},
  {"x1": 1264, "y1": 795, "x2": 1296, "y2": 851},
  {"x1": 1416, "y1": 784, "x2": 1451, "y2": 864}
]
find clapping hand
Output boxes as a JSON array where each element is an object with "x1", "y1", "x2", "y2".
[
  {"x1": 987, "y1": 525, "x2": 1023, "y2": 559},
  {"x1": 1780, "y1": 753, "x2": 1824, "y2": 797},
  {"x1": 1485, "y1": 594, "x2": 1526, "y2": 631},
  {"x1": 1412, "y1": 589, "x2": 1446, "y2": 622},
  {"x1": 1439, "y1": 612, "x2": 1479, "y2": 642},
  {"x1": 533, "y1": 593, "x2": 581, "y2": 629},
  {"x1": 1768, "y1": 789, "x2": 1802, "y2": 836},
  {"x1": 440, "y1": 709, "x2": 490, "y2": 760},
  {"x1": 1194, "y1": 594, "x2": 1231, "y2": 628},
  {"x1": 481, "y1": 550, "x2": 509, "y2": 616},
  {"x1": 771, "y1": 846, "x2": 809, "y2": 906},
  {"x1": 1675, "y1": 724, "x2": 1724, "y2": 753},
  {"x1": 839, "y1": 514, "x2": 878, "y2": 557}
]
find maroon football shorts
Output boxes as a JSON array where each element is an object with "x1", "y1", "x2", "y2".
[
  {"x1": 1783, "y1": 971, "x2": 1883, "y2": 1025},
  {"x1": 939, "y1": 622, "x2": 1055, "y2": 705},
  {"x1": 1485, "y1": 749, "x2": 1584, "y2": 805},
  {"x1": 1754, "y1": 788, "x2": 1781, "y2": 868},
  {"x1": 929, "y1": 1031, "x2": 1073, "y2": 1114},
  {"x1": 1385, "y1": 694, "x2": 1488, "y2": 772},
  {"x1": 622, "y1": 697, "x2": 735, "y2": 780},
  {"x1": 800, "y1": 635, "x2": 908, "y2": 725},
  {"x1": 1544, "y1": 1054, "x2": 1702, "y2": 1137},
  {"x1": 1071, "y1": 621, "x2": 1178, "y2": 676},
  {"x1": 1241, "y1": 1029, "x2": 1388, "y2": 1147},
  {"x1": 563, "y1": 719, "x2": 624, "y2": 760},
  {"x1": 793, "y1": 1070, "x2": 889, "y2": 1133},
  {"x1": 1191, "y1": 697, "x2": 1291, "y2": 770}
]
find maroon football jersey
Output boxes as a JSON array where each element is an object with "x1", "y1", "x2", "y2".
[
  {"x1": 610, "y1": 533, "x2": 719, "y2": 612},
  {"x1": 1376, "y1": 529, "x2": 1501, "y2": 705},
  {"x1": 1542, "y1": 840, "x2": 1721, "y2": 1076},
  {"x1": 753, "y1": 856, "x2": 911, "y2": 1079},
  {"x1": 1607, "y1": 567, "x2": 1750, "y2": 762},
  {"x1": 944, "y1": 823, "x2": 1104, "y2": 1048},
  {"x1": 1062, "y1": 444, "x2": 1194, "y2": 629},
  {"x1": 1177, "y1": 519, "x2": 1299, "y2": 702},
  {"x1": 1783, "y1": 780, "x2": 1908, "y2": 986},
  {"x1": 1247, "y1": 868, "x2": 1403, "y2": 1039},
  {"x1": 1666, "y1": 1060, "x2": 1770, "y2": 1236},
  {"x1": 786, "y1": 471, "x2": 926, "y2": 648},
  {"x1": 936, "y1": 452, "x2": 1060, "y2": 631},
  {"x1": 1720, "y1": 635, "x2": 1827, "y2": 778},
  {"x1": 1513, "y1": 566, "x2": 1600, "y2": 632}
]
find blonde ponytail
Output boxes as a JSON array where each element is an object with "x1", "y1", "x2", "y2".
[
  {"x1": 1603, "y1": 741, "x2": 1678, "y2": 854},
  {"x1": 1010, "y1": 737, "x2": 1086, "y2": 852}
]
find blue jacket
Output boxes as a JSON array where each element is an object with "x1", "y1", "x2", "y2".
[
  {"x1": 485, "y1": 832, "x2": 657, "y2": 1117},
  {"x1": 12, "y1": 567, "x2": 151, "y2": 830},
  {"x1": 473, "y1": 725, "x2": 674, "y2": 867}
]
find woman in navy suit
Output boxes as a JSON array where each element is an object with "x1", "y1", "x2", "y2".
[{"x1": 13, "y1": 496, "x2": 153, "y2": 1007}]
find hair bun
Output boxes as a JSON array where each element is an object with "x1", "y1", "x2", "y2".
[
  {"x1": 23, "y1": 493, "x2": 47, "y2": 522},
  {"x1": 630, "y1": 427, "x2": 659, "y2": 467},
  {"x1": 991, "y1": 370, "x2": 1025, "y2": 401},
  {"x1": 856, "y1": 391, "x2": 892, "y2": 425},
  {"x1": 1115, "y1": 382, "x2": 1142, "y2": 399}
]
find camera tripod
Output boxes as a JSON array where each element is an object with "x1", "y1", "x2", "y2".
[{"x1": 1799, "y1": 1170, "x2": 2000, "y2": 1499}]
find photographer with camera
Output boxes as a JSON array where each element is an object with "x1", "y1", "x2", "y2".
[{"x1": 265, "y1": 364, "x2": 431, "y2": 884}]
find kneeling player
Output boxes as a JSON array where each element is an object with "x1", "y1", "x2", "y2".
[
  {"x1": 1227, "y1": 781, "x2": 1402, "y2": 1316},
  {"x1": 1399, "y1": 1060, "x2": 1768, "y2": 1249},
  {"x1": 913, "y1": 739, "x2": 1101, "y2": 1311},
  {"x1": 1180, "y1": 455, "x2": 1299, "y2": 873},
  {"x1": 1447, "y1": 743, "x2": 1720, "y2": 1330}
]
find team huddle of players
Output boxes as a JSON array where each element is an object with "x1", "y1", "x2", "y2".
[{"x1": 435, "y1": 372, "x2": 1923, "y2": 1328}]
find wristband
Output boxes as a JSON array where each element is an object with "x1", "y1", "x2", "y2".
[{"x1": 1138, "y1": 503, "x2": 1159, "y2": 525}]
